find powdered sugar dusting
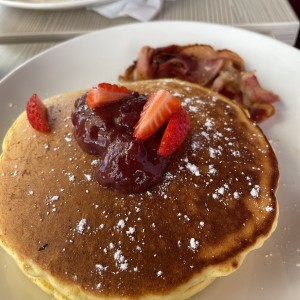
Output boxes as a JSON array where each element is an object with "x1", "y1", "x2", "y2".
[
  {"x1": 185, "y1": 161, "x2": 200, "y2": 176},
  {"x1": 250, "y1": 185, "x2": 260, "y2": 198},
  {"x1": 114, "y1": 249, "x2": 128, "y2": 271},
  {"x1": 157, "y1": 270, "x2": 163, "y2": 277},
  {"x1": 76, "y1": 219, "x2": 87, "y2": 234},
  {"x1": 189, "y1": 238, "x2": 199, "y2": 251}
]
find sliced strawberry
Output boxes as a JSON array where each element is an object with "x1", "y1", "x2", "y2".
[
  {"x1": 158, "y1": 107, "x2": 190, "y2": 157},
  {"x1": 86, "y1": 83, "x2": 131, "y2": 109},
  {"x1": 26, "y1": 93, "x2": 50, "y2": 132},
  {"x1": 134, "y1": 89, "x2": 181, "y2": 140}
]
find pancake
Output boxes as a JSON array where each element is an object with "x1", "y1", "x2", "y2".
[{"x1": 0, "y1": 79, "x2": 279, "y2": 299}]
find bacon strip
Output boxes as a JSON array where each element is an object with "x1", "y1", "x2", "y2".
[
  {"x1": 240, "y1": 72, "x2": 279, "y2": 104},
  {"x1": 180, "y1": 44, "x2": 245, "y2": 70},
  {"x1": 120, "y1": 44, "x2": 279, "y2": 122},
  {"x1": 136, "y1": 46, "x2": 154, "y2": 79}
]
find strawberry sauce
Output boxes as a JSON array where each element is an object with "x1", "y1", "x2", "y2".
[{"x1": 71, "y1": 92, "x2": 170, "y2": 193}]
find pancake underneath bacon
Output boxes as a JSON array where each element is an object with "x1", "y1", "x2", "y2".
[{"x1": 0, "y1": 79, "x2": 279, "y2": 299}]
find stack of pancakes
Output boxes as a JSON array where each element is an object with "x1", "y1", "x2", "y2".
[{"x1": 0, "y1": 79, "x2": 279, "y2": 299}]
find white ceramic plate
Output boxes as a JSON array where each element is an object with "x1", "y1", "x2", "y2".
[
  {"x1": 0, "y1": 21, "x2": 300, "y2": 300},
  {"x1": 0, "y1": 0, "x2": 111, "y2": 10}
]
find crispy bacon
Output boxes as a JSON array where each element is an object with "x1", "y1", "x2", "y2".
[
  {"x1": 211, "y1": 61, "x2": 241, "y2": 96},
  {"x1": 120, "y1": 44, "x2": 279, "y2": 122},
  {"x1": 154, "y1": 55, "x2": 224, "y2": 86},
  {"x1": 136, "y1": 46, "x2": 154, "y2": 79},
  {"x1": 240, "y1": 72, "x2": 279, "y2": 104},
  {"x1": 180, "y1": 44, "x2": 245, "y2": 71},
  {"x1": 249, "y1": 102, "x2": 276, "y2": 123},
  {"x1": 122, "y1": 44, "x2": 227, "y2": 85}
]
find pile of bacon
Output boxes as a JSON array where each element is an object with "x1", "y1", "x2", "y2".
[{"x1": 120, "y1": 44, "x2": 279, "y2": 122}]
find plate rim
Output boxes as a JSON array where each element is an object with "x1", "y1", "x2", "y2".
[{"x1": 0, "y1": 0, "x2": 111, "y2": 10}]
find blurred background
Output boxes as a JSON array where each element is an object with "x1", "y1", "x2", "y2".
[{"x1": 289, "y1": 0, "x2": 300, "y2": 48}]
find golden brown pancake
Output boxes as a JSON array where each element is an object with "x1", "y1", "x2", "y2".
[{"x1": 0, "y1": 79, "x2": 279, "y2": 299}]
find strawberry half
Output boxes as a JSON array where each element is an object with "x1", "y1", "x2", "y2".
[
  {"x1": 86, "y1": 83, "x2": 131, "y2": 109},
  {"x1": 26, "y1": 93, "x2": 50, "y2": 132},
  {"x1": 158, "y1": 107, "x2": 190, "y2": 157},
  {"x1": 134, "y1": 89, "x2": 181, "y2": 140}
]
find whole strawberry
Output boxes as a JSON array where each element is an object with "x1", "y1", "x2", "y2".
[{"x1": 26, "y1": 94, "x2": 50, "y2": 132}]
